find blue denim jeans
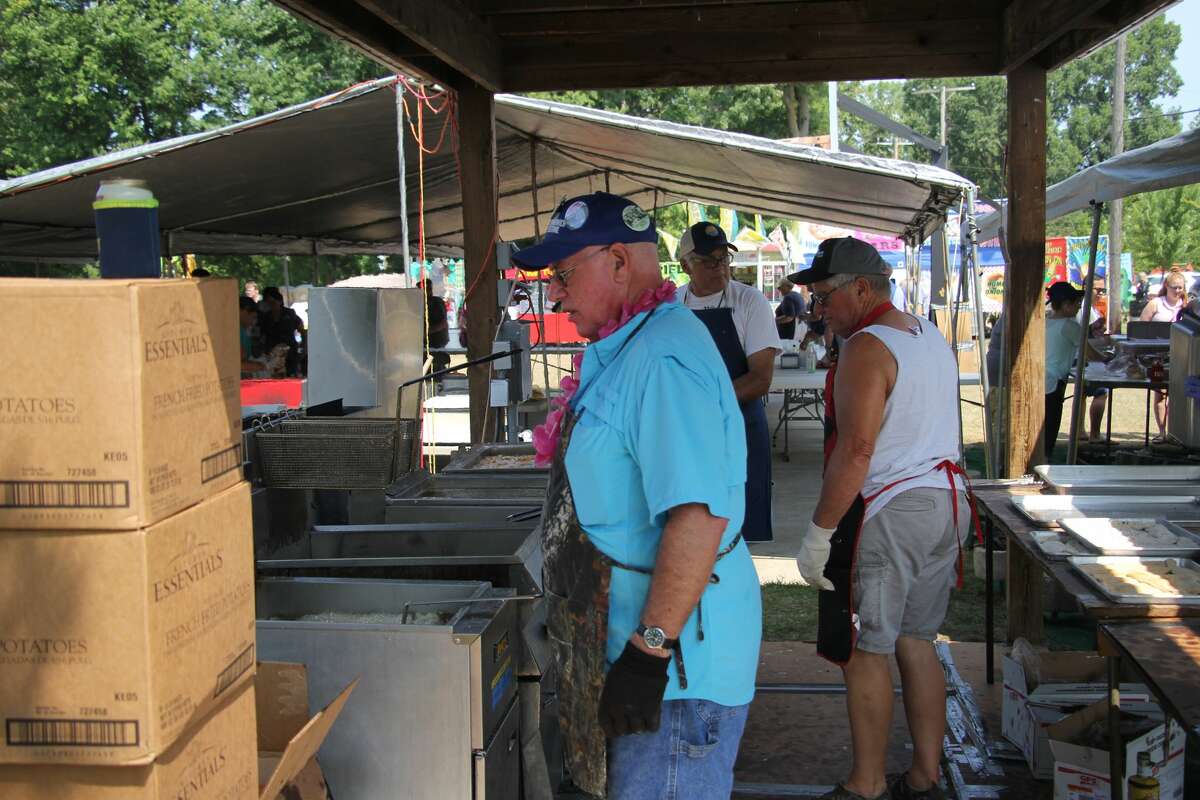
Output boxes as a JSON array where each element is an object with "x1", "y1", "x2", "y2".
[{"x1": 607, "y1": 699, "x2": 750, "y2": 800}]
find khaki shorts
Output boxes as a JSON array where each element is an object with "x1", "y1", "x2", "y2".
[{"x1": 852, "y1": 487, "x2": 971, "y2": 654}]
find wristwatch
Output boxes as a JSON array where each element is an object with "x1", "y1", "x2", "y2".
[{"x1": 635, "y1": 624, "x2": 678, "y2": 651}]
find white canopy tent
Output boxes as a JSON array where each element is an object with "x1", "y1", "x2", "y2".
[
  {"x1": 977, "y1": 128, "x2": 1200, "y2": 243},
  {"x1": 0, "y1": 76, "x2": 970, "y2": 261}
]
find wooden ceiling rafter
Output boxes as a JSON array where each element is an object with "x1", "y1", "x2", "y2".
[{"x1": 272, "y1": 0, "x2": 1176, "y2": 92}]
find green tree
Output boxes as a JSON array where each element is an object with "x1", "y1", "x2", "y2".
[
  {"x1": 0, "y1": 0, "x2": 384, "y2": 178},
  {"x1": 1124, "y1": 185, "x2": 1200, "y2": 273}
]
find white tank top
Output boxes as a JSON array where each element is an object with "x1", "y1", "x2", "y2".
[{"x1": 853, "y1": 316, "x2": 961, "y2": 522}]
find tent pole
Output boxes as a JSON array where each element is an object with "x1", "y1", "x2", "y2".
[
  {"x1": 396, "y1": 80, "x2": 412, "y2": 277},
  {"x1": 967, "y1": 189, "x2": 994, "y2": 477},
  {"x1": 1066, "y1": 202, "x2": 1103, "y2": 465},
  {"x1": 947, "y1": 225, "x2": 965, "y2": 467}
]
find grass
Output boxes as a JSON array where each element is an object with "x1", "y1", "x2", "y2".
[{"x1": 761, "y1": 554, "x2": 1009, "y2": 643}]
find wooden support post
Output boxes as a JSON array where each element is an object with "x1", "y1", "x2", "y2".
[
  {"x1": 1005, "y1": 545, "x2": 1045, "y2": 645},
  {"x1": 459, "y1": 84, "x2": 499, "y2": 443},
  {"x1": 1003, "y1": 64, "x2": 1048, "y2": 476}
]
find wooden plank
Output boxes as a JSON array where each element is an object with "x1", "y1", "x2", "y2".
[
  {"x1": 501, "y1": 20, "x2": 995, "y2": 69},
  {"x1": 504, "y1": 52, "x2": 1000, "y2": 91},
  {"x1": 272, "y1": 0, "x2": 464, "y2": 88},
  {"x1": 1002, "y1": 0, "x2": 1110, "y2": 73},
  {"x1": 1003, "y1": 64, "x2": 1047, "y2": 477},
  {"x1": 458, "y1": 84, "x2": 500, "y2": 443},
  {"x1": 354, "y1": 0, "x2": 503, "y2": 92},
  {"x1": 1006, "y1": 542, "x2": 1046, "y2": 644},
  {"x1": 1098, "y1": 621, "x2": 1200, "y2": 736},
  {"x1": 486, "y1": 0, "x2": 994, "y2": 34}
]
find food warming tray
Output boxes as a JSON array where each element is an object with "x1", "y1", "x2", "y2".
[
  {"x1": 1011, "y1": 494, "x2": 1200, "y2": 525},
  {"x1": 1059, "y1": 517, "x2": 1200, "y2": 557},
  {"x1": 1033, "y1": 465, "x2": 1200, "y2": 496},
  {"x1": 1067, "y1": 556, "x2": 1200, "y2": 605}
]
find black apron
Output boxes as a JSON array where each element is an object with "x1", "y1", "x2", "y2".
[{"x1": 692, "y1": 307, "x2": 773, "y2": 542}]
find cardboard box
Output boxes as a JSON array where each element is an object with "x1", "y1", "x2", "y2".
[
  {"x1": 256, "y1": 662, "x2": 356, "y2": 800},
  {"x1": 0, "y1": 483, "x2": 256, "y2": 765},
  {"x1": 1048, "y1": 700, "x2": 1187, "y2": 800},
  {"x1": 0, "y1": 669, "x2": 355, "y2": 800},
  {"x1": 1001, "y1": 651, "x2": 1150, "y2": 779},
  {"x1": 0, "y1": 277, "x2": 242, "y2": 530},
  {"x1": 0, "y1": 681, "x2": 259, "y2": 800}
]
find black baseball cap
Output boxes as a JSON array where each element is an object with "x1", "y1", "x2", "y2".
[
  {"x1": 511, "y1": 192, "x2": 658, "y2": 268},
  {"x1": 787, "y1": 237, "x2": 890, "y2": 285},
  {"x1": 678, "y1": 222, "x2": 739, "y2": 259}
]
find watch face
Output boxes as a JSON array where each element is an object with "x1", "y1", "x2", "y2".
[{"x1": 642, "y1": 626, "x2": 666, "y2": 649}]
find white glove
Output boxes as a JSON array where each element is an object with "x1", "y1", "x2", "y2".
[{"x1": 796, "y1": 521, "x2": 836, "y2": 591}]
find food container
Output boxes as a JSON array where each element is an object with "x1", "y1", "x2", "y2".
[
  {"x1": 1068, "y1": 556, "x2": 1200, "y2": 604},
  {"x1": 1011, "y1": 494, "x2": 1200, "y2": 525},
  {"x1": 1029, "y1": 530, "x2": 1094, "y2": 561},
  {"x1": 1033, "y1": 465, "x2": 1200, "y2": 496},
  {"x1": 1059, "y1": 518, "x2": 1200, "y2": 557}
]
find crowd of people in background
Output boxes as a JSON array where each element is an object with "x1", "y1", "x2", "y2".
[{"x1": 236, "y1": 282, "x2": 307, "y2": 378}]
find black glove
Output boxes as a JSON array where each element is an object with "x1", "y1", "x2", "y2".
[{"x1": 598, "y1": 641, "x2": 670, "y2": 737}]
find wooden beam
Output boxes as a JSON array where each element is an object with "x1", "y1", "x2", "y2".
[
  {"x1": 1034, "y1": 0, "x2": 1175, "y2": 70},
  {"x1": 272, "y1": 0, "x2": 465, "y2": 88},
  {"x1": 505, "y1": 52, "x2": 1000, "y2": 91},
  {"x1": 458, "y1": 84, "x2": 500, "y2": 443},
  {"x1": 485, "y1": 0, "x2": 997, "y2": 34},
  {"x1": 354, "y1": 0, "x2": 503, "y2": 92},
  {"x1": 1003, "y1": 63, "x2": 1047, "y2": 477},
  {"x1": 1003, "y1": 0, "x2": 1110, "y2": 73}
]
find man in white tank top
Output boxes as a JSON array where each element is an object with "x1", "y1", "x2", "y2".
[{"x1": 789, "y1": 237, "x2": 970, "y2": 800}]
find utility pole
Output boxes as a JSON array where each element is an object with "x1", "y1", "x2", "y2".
[
  {"x1": 827, "y1": 82, "x2": 839, "y2": 152},
  {"x1": 1109, "y1": 34, "x2": 1126, "y2": 334},
  {"x1": 912, "y1": 84, "x2": 975, "y2": 167}
]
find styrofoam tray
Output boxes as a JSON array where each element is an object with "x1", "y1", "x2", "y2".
[
  {"x1": 1011, "y1": 494, "x2": 1200, "y2": 525},
  {"x1": 1059, "y1": 517, "x2": 1200, "y2": 557},
  {"x1": 1068, "y1": 555, "x2": 1200, "y2": 604},
  {"x1": 1033, "y1": 465, "x2": 1200, "y2": 495}
]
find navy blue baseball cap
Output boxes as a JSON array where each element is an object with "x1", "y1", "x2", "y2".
[
  {"x1": 678, "y1": 221, "x2": 739, "y2": 259},
  {"x1": 511, "y1": 192, "x2": 658, "y2": 268}
]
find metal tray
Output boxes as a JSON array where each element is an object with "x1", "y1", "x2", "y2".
[
  {"x1": 1034, "y1": 465, "x2": 1200, "y2": 496},
  {"x1": 1068, "y1": 556, "x2": 1200, "y2": 605},
  {"x1": 1011, "y1": 494, "x2": 1200, "y2": 525},
  {"x1": 1059, "y1": 517, "x2": 1200, "y2": 557},
  {"x1": 1029, "y1": 530, "x2": 1095, "y2": 561}
]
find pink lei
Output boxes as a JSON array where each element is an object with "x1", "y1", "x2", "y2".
[{"x1": 532, "y1": 279, "x2": 677, "y2": 465}]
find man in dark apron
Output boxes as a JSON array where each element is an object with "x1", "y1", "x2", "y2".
[
  {"x1": 514, "y1": 193, "x2": 761, "y2": 799},
  {"x1": 678, "y1": 222, "x2": 779, "y2": 542},
  {"x1": 789, "y1": 238, "x2": 976, "y2": 800}
]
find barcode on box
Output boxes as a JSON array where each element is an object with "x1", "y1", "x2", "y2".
[
  {"x1": 6, "y1": 718, "x2": 139, "y2": 747},
  {"x1": 0, "y1": 480, "x2": 130, "y2": 509},
  {"x1": 201, "y1": 444, "x2": 242, "y2": 483},
  {"x1": 214, "y1": 643, "x2": 254, "y2": 699}
]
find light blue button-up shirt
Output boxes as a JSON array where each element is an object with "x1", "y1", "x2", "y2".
[{"x1": 564, "y1": 299, "x2": 761, "y2": 706}]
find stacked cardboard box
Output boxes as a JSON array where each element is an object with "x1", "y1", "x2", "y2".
[{"x1": 0, "y1": 278, "x2": 258, "y2": 797}]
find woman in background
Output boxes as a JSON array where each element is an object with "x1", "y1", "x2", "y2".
[{"x1": 1140, "y1": 270, "x2": 1187, "y2": 441}]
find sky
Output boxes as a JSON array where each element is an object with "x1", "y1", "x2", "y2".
[{"x1": 1164, "y1": 1, "x2": 1199, "y2": 127}]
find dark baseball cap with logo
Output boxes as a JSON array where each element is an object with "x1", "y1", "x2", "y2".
[
  {"x1": 678, "y1": 222, "x2": 739, "y2": 259},
  {"x1": 511, "y1": 192, "x2": 658, "y2": 268},
  {"x1": 787, "y1": 236, "x2": 890, "y2": 285}
]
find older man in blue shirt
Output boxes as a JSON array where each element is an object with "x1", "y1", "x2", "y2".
[{"x1": 514, "y1": 192, "x2": 761, "y2": 800}]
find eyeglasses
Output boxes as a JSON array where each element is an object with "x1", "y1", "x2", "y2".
[
  {"x1": 810, "y1": 282, "x2": 849, "y2": 307},
  {"x1": 1168, "y1": 283, "x2": 1186, "y2": 292},
  {"x1": 689, "y1": 252, "x2": 733, "y2": 270},
  {"x1": 549, "y1": 246, "x2": 611, "y2": 290}
]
